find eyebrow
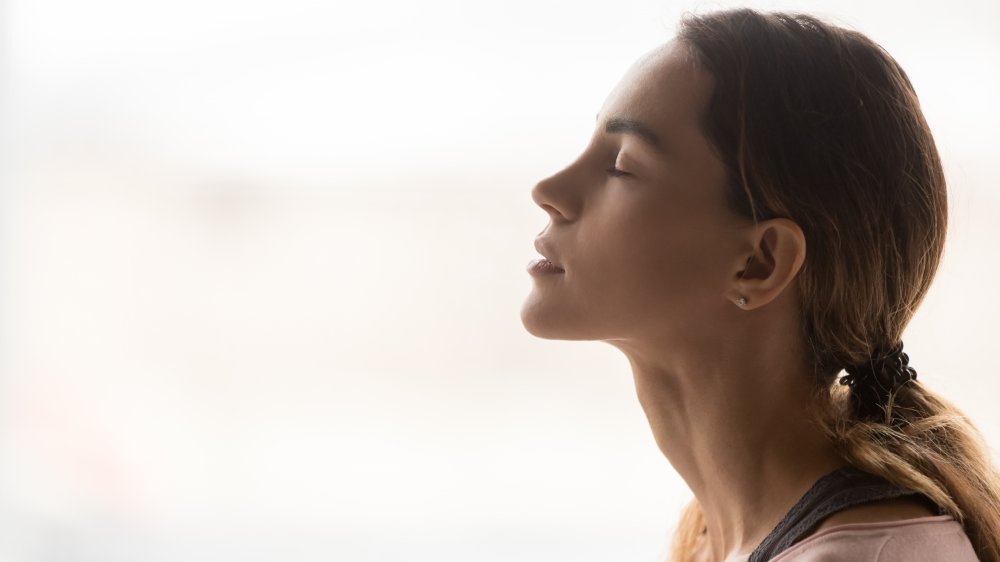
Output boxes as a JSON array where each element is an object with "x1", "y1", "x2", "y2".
[{"x1": 596, "y1": 114, "x2": 664, "y2": 152}]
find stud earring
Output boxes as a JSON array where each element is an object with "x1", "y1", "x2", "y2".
[{"x1": 736, "y1": 296, "x2": 747, "y2": 307}]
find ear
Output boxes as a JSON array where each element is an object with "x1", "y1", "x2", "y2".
[{"x1": 727, "y1": 218, "x2": 806, "y2": 310}]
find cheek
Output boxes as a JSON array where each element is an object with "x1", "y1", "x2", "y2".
[{"x1": 585, "y1": 204, "x2": 728, "y2": 310}]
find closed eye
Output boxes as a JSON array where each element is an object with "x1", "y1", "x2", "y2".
[{"x1": 606, "y1": 166, "x2": 631, "y2": 178}]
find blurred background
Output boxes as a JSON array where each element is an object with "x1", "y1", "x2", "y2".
[{"x1": 0, "y1": 0, "x2": 997, "y2": 560}]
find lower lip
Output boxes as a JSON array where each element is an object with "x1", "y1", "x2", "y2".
[{"x1": 527, "y1": 258, "x2": 565, "y2": 275}]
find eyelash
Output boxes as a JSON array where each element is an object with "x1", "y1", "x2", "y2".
[{"x1": 606, "y1": 166, "x2": 631, "y2": 178}]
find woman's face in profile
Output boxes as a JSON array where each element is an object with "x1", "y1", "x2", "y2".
[{"x1": 521, "y1": 41, "x2": 751, "y2": 345}]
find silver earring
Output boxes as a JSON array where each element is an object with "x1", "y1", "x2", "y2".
[{"x1": 736, "y1": 296, "x2": 747, "y2": 307}]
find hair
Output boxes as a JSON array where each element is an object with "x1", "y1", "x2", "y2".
[{"x1": 664, "y1": 8, "x2": 1000, "y2": 562}]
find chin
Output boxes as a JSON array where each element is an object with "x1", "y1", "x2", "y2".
[
  {"x1": 520, "y1": 296, "x2": 567, "y2": 339},
  {"x1": 519, "y1": 296, "x2": 603, "y2": 341}
]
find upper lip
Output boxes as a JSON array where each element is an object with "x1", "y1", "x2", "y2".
[{"x1": 533, "y1": 237, "x2": 565, "y2": 270}]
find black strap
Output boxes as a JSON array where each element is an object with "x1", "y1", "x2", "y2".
[{"x1": 747, "y1": 465, "x2": 941, "y2": 562}]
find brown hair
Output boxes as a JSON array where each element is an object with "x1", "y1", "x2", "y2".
[{"x1": 666, "y1": 8, "x2": 1000, "y2": 562}]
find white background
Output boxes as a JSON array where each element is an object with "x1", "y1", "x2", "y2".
[{"x1": 1, "y1": 0, "x2": 998, "y2": 560}]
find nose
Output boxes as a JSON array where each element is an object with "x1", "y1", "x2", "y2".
[{"x1": 531, "y1": 166, "x2": 579, "y2": 223}]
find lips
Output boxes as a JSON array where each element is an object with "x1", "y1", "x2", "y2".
[{"x1": 533, "y1": 237, "x2": 565, "y2": 271}]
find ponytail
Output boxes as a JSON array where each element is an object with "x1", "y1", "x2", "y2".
[{"x1": 817, "y1": 380, "x2": 1000, "y2": 561}]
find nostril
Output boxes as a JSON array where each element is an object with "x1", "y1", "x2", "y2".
[{"x1": 539, "y1": 203, "x2": 569, "y2": 223}]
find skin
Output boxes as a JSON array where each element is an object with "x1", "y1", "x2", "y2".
[{"x1": 520, "y1": 40, "x2": 935, "y2": 562}]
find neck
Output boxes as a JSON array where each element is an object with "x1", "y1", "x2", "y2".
[{"x1": 611, "y1": 335, "x2": 846, "y2": 562}]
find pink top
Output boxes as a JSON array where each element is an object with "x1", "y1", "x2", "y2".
[{"x1": 727, "y1": 515, "x2": 979, "y2": 561}]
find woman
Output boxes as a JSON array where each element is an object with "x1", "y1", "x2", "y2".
[{"x1": 520, "y1": 8, "x2": 999, "y2": 562}]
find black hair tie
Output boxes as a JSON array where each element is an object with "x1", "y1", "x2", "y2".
[{"x1": 839, "y1": 341, "x2": 918, "y2": 420}]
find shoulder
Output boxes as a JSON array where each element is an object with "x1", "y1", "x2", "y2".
[
  {"x1": 810, "y1": 495, "x2": 938, "y2": 532},
  {"x1": 770, "y1": 515, "x2": 979, "y2": 561}
]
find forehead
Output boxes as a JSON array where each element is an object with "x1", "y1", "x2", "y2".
[{"x1": 597, "y1": 41, "x2": 714, "y2": 144}]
